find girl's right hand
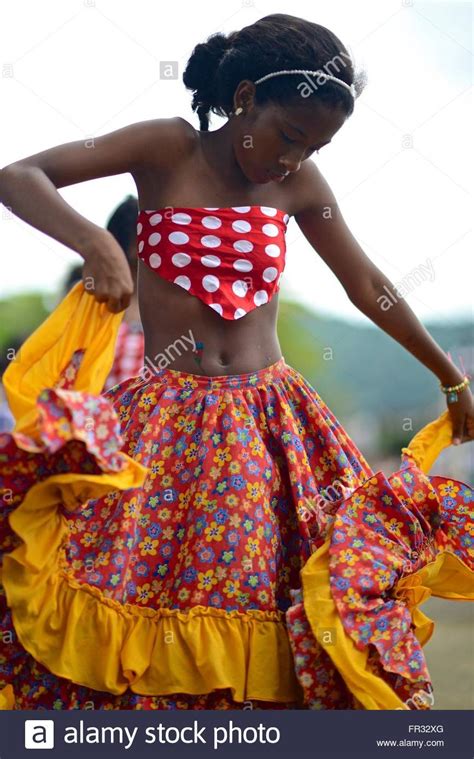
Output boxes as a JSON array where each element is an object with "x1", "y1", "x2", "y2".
[{"x1": 80, "y1": 231, "x2": 134, "y2": 314}]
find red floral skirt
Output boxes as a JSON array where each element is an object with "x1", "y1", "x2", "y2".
[
  {"x1": 1, "y1": 356, "x2": 471, "y2": 710},
  {"x1": 0, "y1": 356, "x2": 376, "y2": 709}
]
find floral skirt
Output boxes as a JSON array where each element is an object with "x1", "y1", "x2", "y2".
[
  {"x1": 0, "y1": 343, "x2": 472, "y2": 710},
  {"x1": 0, "y1": 355, "x2": 377, "y2": 709}
]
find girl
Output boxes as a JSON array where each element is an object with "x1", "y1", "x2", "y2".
[{"x1": 0, "y1": 13, "x2": 472, "y2": 710}]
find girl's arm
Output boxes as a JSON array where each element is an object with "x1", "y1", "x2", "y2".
[
  {"x1": 0, "y1": 117, "x2": 187, "y2": 312},
  {"x1": 294, "y1": 161, "x2": 474, "y2": 445}
]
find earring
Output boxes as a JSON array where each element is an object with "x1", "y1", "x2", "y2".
[{"x1": 234, "y1": 107, "x2": 243, "y2": 116}]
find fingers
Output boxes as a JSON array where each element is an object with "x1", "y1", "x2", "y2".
[
  {"x1": 82, "y1": 285, "x2": 131, "y2": 313},
  {"x1": 80, "y1": 290, "x2": 128, "y2": 314},
  {"x1": 106, "y1": 298, "x2": 123, "y2": 314},
  {"x1": 451, "y1": 412, "x2": 466, "y2": 446},
  {"x1": 106, "y1": 299, "x2": 121, "y2": 314},
  {"x1": 466, "y1": 415, "x2": 474, "y2": 438},
  {"x1": 106, "y1": 293, "x2": 132, "y2": 314},
  {"x1": 453, "y1": 418, "x2": 474, "y2": 445}
]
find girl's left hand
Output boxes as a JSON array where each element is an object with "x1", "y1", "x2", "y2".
[{"x1": 447, "y1": 386, "x2": 474, "y2": 445}]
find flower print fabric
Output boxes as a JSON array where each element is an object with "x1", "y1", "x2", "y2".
[
  {"x1": 0, "y1": 348, "x2": 374, "y2": 708},
  {"x1": 0, "y1": 281, "x2": 472, "y2": 710}
]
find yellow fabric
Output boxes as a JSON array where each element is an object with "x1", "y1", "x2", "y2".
[
  {"x1": 299, "y1": 364, "x2": 472, "y2": 709},
  {"x1": 0, "y1": 281, "x2": 470, "y2": 708},
  {"x1": 402, "y1": 409, "x2": 453, "y2": 473},
  {"x1": 301, "y1": 542, "x2": 473, "y2": 710},
  {"x1": 301, "y1": 539, "x2": 407, "y2": 709},
  {"x1": 3, "y1": 282, "x2": 124, "y2": 439},
  {"x1": 0, "y1": 685, "x2": 14, "y2": 710},
  {"x1": 0, "y1": 282, "x2": 300, "y2": 705},
  {"x1": 2, "y1": 472, "x2": 299, "y2": 700},
  {"x1": 395, "y1": 551, "x2": 474, "y2": 603}
]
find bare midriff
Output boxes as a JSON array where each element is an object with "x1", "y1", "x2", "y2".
[
  {"x1": 138, "y1": 264, "x2": 282, "y2": 375},
  {"x1": 134, "y1": 126, "x2": 300, "y2": 377}
]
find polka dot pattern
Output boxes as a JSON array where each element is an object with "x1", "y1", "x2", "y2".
[{"x1": 137, "y1": 206, "x2": 289, "y2": 320}]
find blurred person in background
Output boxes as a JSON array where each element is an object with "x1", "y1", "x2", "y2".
[
  {"x1": 61, "y1": 196, "x2": 144, "y2": 392},
  {"x1": 61, "y1": 263, "x2": 83, "y2": 297},
  {"x1": 102, "y1": 195, "x2": 144, "y2": 392}
]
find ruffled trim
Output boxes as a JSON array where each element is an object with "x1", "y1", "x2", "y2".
[
  {"x1": 286, "y1": 540, "x2": 471, "y2": 710},
  {"x1": 0, "y1": 284, "x2": 301, "y2": 703},
  {"x1": 12, "y1": 564, "x2": 298, "y2": 701},
  {"x1": 3, "y1": 282, "x2": 123, "y2": 439},
  {"x1": 401, "y1": 409, "x2": 453, "y2": 473},
  {"x1": 285, "y1": 454, "x2": 473, "y2": 709},
  {"x1": 1, "y1": 281, "x2": 472, "y2": 709},
  {"x1": 300, "y1": 538, "x2": 408, "y2": 709},
  {"x1": 1, "y1": 410, "x2": 300, "y2": 703}
]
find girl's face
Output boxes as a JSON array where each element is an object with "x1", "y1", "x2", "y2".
[{"x1": 231, "y1": 90, "x2": 348, "y2": 184}]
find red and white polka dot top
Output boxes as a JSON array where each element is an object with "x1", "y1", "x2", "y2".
[{"x1": 136, "y1": 206, "x2": 289, "y2": 320}]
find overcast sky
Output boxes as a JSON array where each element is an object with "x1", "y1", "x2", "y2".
[{"x1": 0, "y1": 0, "x2": 471, "y2": 324}]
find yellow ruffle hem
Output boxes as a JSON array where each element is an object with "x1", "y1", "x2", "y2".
[
  {"x1": 0, "y1": 281, "x2": 472, "y2": 709},
  {"x1": 0, "y1": 282, "x2": 299, "y2": 706},
  {"x1": 298, "y1": 411, "x2": 473, "y2": 709},
  {"x1": 301, "y1": 541, "x2": 472, "y2": 710}
]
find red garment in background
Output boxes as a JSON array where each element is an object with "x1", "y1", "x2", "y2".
[{"x1": 103, "y1": 320, "x2": 145, "y2": 392}]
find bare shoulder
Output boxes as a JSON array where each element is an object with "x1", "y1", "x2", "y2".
[
  {"x1": 290, "y1": 159, "x2": 338, "y2": 219},
  {"x1": 131, "y1": 116, "x2": 198, "y2": 172}
]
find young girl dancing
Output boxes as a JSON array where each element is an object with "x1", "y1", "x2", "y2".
[{"x1": 0, "y1": 13, "x2": 472, "y2": 710}]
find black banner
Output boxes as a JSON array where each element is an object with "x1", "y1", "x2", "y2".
[{"x1": 0, "y1": 710, "x2": 472, "y2": 758}]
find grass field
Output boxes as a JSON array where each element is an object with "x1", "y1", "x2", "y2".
[{"x1": 423, "y1": 598, "x2": 473, "y2": 710}]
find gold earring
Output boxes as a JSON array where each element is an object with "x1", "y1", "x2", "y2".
[{"x1": 234, "y1": 107, "x2": 243, "y2": 116}]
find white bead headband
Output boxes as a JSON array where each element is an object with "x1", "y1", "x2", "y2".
[{"x1": 254, "y1": 69, "x2": 356, "y2": 98}]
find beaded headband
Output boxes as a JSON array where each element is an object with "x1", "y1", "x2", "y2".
[{"x1": 254, "y1": 69, "x2": 356, "y2": 98}]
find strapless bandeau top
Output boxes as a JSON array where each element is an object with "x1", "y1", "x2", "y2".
[{"x1": 136, "y1": 206, "x2": 290, "y2": 320}]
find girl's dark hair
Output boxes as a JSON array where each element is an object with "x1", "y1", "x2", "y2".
[
  {"x1": 183, "y1": 13, "x2": 366, "y2": 130},
  {"x1": 62, "y1": 263, "x2": 84, "y2": 297},
  {"x1": 106, "y1": 195, "x2": 139, "y2": 265}
]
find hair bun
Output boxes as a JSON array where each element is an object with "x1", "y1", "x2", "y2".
[{"x1": 183, "y1": 32, "x2": 231, "y2": 96}]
